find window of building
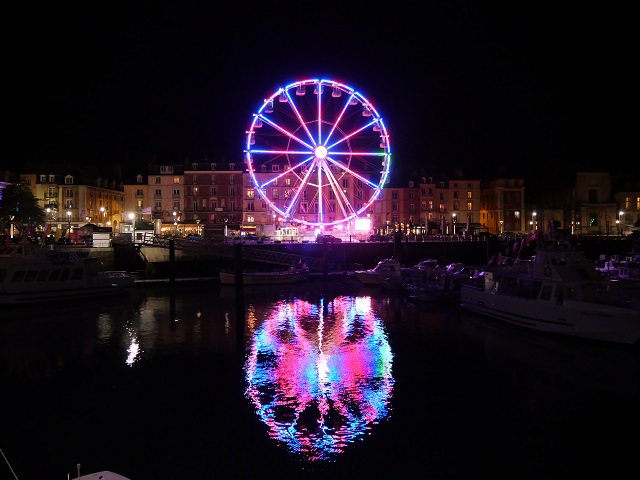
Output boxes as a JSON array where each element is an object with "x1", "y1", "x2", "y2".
[
  {"x1": 155, "y1": 189, "x2": 161, "y2": 197},
  {"x1": 392, "y1": 191, "x2": 398, "y2": 199},
  {"x1": 210, "y1": 163, "x2": 216, "y2": 171},
  {"x1": 230, "y1": 187, "x2": 236, "y2": 196},
  {"x1": 40, "y1": 174, "x2": 46, "y2": 182},
  {"x1": 155, "y1": 176, "x2": 161, "y2": 184},
  {"x1": 65, "y1": 189, "x2": 73, "y2": 198},
  {"x1": 192, "y1": 163, "x2": 198, "y2": 170},
  {"x1": 173, "y1": 177, "x2": 180, "y2": 184},
  {"x1": 342, "y1": 178, "x2": 349, "y2": 188},
  {"x1": 136, "y1": 189, "x2": 143, "y2": 196},
  {"x1": 392, "y1": 202, "x2": 398, "y2": 211},
  {"x1": 173, "y1": 201, "x2": 180, "y2": 211},
  {"x1": 201, "y1": 199, "x2": 207, "y2": 208},
  {"x1": 193, "y1": 202, "x2": 198, "y2": 211},
  {"x1": 136, "y1": 200, "x2": 143, "y2": 209},
  {"x1": 467, "y1": 201, "x2": 473, "y2": 211},
  {"x1": 155, "y1": 200, "x2": 162, "y2": 210},
  {"x1": 160, "y1": 166, "x2": 174, "y2": 174},
  {"x1": 211, "y1": 187, "x2": 217, "y2": 195},
  {"x1": 230, "y1": 175, "x2": 235, "y2": 185},
  {"x1": 467, "y1": 191, "x2": 473, "y2": 198},
  {"x1": 49, "y1": 175, "x2": 55, "y2": 182},
  {"x1": 211, "y1": 175, "x2": 216, "y2": 184},
  {"x1": 285, "y1": 177, "x2": 291, "y2": 186},
  {"x1": 247, "y1": 215, "x2": 254, "y2": 223},
  {"x1": 272, "y1": 189, "x2": 279, "y2": 199},
  {"x1": 272, "y1": 165, "x2": 279, "y2": 172},
  {"x1": 247, "y1": 201, "x2": 254, "y2": 211},
  {"x1": 247, "y1": 189, "x2": 255, "y2": 198},
  {"x1": 173, "y1": 189, "x2": 180, "y2": 196},
  {"x1": 229, "y1": 163, "x2": 235, "y2": 170},
  {"x1": 65, "y1": 175, "x2": 74, "y2": 185}
]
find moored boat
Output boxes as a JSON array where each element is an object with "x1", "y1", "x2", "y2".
[
  {"x1": 218, "y1": 267, "x2": 309, "y2": 286},
  {"x1": 355, "y1": 258, "x2": 404, "y2": 286},
  {"x1": 0, "y1": 241, "x2": 134, "y2": 306},
  {"x1": 460, "y1": 240, "x2": 640, "y2": 345}
]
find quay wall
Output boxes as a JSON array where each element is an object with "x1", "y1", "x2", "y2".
[{"x1": 79, "y1": 235, "x2": 633, "y2": 279}]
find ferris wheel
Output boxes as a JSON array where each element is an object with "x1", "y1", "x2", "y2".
[{"x1": 244, "y1": 78, "x2": 391, "y2": 228}]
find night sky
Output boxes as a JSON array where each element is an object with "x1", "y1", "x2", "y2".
[{"x1": 6, "y1": 3, "x2": 633, "y2": 187}]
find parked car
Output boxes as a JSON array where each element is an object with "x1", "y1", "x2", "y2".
[
  {"x1": 316, "y1": 234, "x2": 342, "y2": 243},
  {"x1": 367, "y1": 233, "x2": 388, "y2": 242},
  {"x1": 186, "y1": 233, "x2": 202, "y2": 240}
]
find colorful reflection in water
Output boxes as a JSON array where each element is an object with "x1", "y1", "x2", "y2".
[{"x1": 244, "y1": 295, "x2": 394, "y2": 461}]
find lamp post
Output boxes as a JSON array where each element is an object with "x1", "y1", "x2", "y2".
[
  {"x1": 66, "y1": 211, "x2": 71, "y2": 239},
  {"x1": 128, "y1": 212, "x2": 135, "y2": 243},
  {"x1": 618, "y1": 210, "x2": 624, "y2": 235},
  {"x1": 531, "y1": 211, "x2": 537, "y2": 231},
  {"x1": 452, "y1": 213, "x2": 457, "y2": 235}
]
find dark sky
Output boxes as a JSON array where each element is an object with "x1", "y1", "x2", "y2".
[{"x1": 6, "y1": 2, "x2": 633, "y2": 185}]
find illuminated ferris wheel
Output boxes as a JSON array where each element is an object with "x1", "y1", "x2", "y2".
[{"x1": 244, "y1": 79, "x2": 391, "y2": 228}]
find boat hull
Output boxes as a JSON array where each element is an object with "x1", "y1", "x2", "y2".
[
  {"x1": 0, "y1": 243, "x2": 134, "y2": 306},
  {"x1": 460, "y1": 285, "x2": 640, "y2": 345}
]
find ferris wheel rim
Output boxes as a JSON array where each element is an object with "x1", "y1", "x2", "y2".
[{"x1": 244, "y1": 78, "x2": 391, "y2": 228}]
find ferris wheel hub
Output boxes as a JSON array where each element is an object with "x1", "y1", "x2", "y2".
[{"x1": 314, "y1": 145, "x2": 328, "y2": 159}]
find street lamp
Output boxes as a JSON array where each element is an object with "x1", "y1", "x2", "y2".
[
  {"x1": 66, "y1": 211, "x2": 71, "y2": 238},
  {"x1": 532, "y1": 211, "x2": 537, "y2": 231},
  {"x1": 452, "y1": 213, "x2": 457, "y2": 235},
  {"x1": 128, "y1": 212, "x2": 135, "y2": 243},
  {"x1": 618, "y1": 210, "x2": 624, "y2": 235}
]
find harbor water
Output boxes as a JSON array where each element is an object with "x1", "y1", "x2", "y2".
[{"x1": 2, "y1": 279, "x2": 639, "y2": 479}]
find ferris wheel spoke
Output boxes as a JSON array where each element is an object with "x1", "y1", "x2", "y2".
[
  {"x1": 321, "y1": 162, "x2": 357, "y2": 218},
  {"x1": 258, "y1": 113, "x2": 315, "y2": 152},
  {"x1": 326, "y1": 119, "x2": 378, "y2": 151},
  {"x1": 323, "y1": 94, "x2": 357, "y2": 147},
  {"x1": 325, "y1": 156, "x2": 385, "y2": 189},
  {"x1": 284, "y1": 163, "x2": 317, "y2": 217},
  {"x1": 280, "y1": 91, "x2": 318, "y2": 148}
]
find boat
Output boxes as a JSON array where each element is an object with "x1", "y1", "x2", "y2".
[
  {"x1": 76, "y1": 471, "x2": 132, "y2": 480},
  {"x1": 354, "y1": 258, "x2": 404, "y2": 286},
  {"x1": 218, "y1": 266, "x2": 309, "y2": 286},
  {"x1": 404, "y1": 280, "x2": 460, "y2": 304},
  {"x1": 459, "y1": 240, "x2": 640, "y2": 345},
  {"x1": 0, "y1": 241, "x2": 134, "y2": 306}
]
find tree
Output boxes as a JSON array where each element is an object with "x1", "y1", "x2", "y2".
[{"x1": 0, "y1": 183, "x2": 46, "y2": 232}]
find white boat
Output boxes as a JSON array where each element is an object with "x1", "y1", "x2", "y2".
[
  {"x1": 218, "y1": 267, "x2": 309, "y2": 286},
  {"x1": 355, "y1": 258, "x2": 404, "y2": 286},
  {"x1": 0, "y1": 241, "x2": 134, "y2": 306},
  {"x1": 75, "y1": 471, "x2": 132, "y2": 480},
  {"x1": 460, "y1": 241, "x2": 640, "y2": 345}
]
